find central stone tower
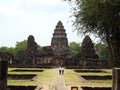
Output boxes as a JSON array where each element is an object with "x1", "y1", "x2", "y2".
[{"x1": 51, "y1": 21, "x2": 69, "y2": 66}]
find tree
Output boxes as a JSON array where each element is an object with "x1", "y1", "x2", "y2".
[
  {"x1": 0, "y1": 46, "x2": 14, "y2": 53},
  {"x1": 64, "y1": 0, "x2": 120, "y2": 67},
  {"x1": 0, "y1": 46, "x2": 9, "y2": 52},
  {"x1": 69, "y1": 42, "x2": 80, "y2": 56},
  {"x1": 37, "y1": 45, "x2": 42, "y2": 52},
  {"x1": 14, "y1": 40, "x2": 27, "y2": 60},
  {"x1": 95, "y1": 43, "x2": 110, "y2": 59}
]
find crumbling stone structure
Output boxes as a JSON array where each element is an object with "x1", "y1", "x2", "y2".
[
  {"x1": 51, "y1": 21, "x2": 72, "y2": 66},
  {"x1": 24, "y1": 35, "x2": 38, "y2": 65},
  {"x1": 0, "y1": 52, "x2": 11, "y2": 90},
  {"x1": 0, "y1": 52, "x2": 13, "y2": 64},
  {"x1": 37, "y1": 46, "x2": 54, "y2": 66},
  {"x1": 76, "y1": 35, "x2": 109, "y2": 68},
  {"x1": 0, "y1": 60, "x2": 8, "y2": 90},
  {"x1": 78, "y1": 35, "x2": 99, "y2": 59},
  {"x1": 18, "y1": 21, "x2": 109, "y2": 68},
  {"x1": 34, "y1": 21, "x2": 72, "y2": 67}
]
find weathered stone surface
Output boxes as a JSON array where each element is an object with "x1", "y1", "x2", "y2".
[
  {"x1": 51, "y1": 21, "x2": 69, "y2": 56},
  {"x1": 39, "y1": 46, "x2": 53, "y2": 57},
  {"x1": 14, "y1": 21, "x2": 109, "y2": 68},
  {"x1": 51, "y1": 21, "x2": 72, "y2": 66},
  {"x1": 75, "y1": 35, "x2": 110, "y2": 69},
  {"x1": 112, "y1": 68, "x2": 120, "y2": 90},
  {"x1": 0, "y1": 52, "x2": 13, "y2": 61},
  {"x1": 78, "y1": 35, "x2": 99, "y2": 59},
  {"x1": 24, "y1": 35, "x2": 38, "y2": 65},
  {"x1": 0, "y1": 60, "x2": 8, "y2": 90},
  {"x1": 36, "y1": 46, "x2": 54, "y2": 65}
]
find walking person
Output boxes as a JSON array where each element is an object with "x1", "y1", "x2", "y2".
[
  {"x1": 61, "y1": 67, "x2": 64, "y2": 75},
  {"x1": 59, "y1": 67, "x2": 62, "y2": 75}
]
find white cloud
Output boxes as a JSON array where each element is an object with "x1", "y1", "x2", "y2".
[
  {"x1": 0, "y1": 0, "x2": 81, "y2": 47},
  {"x1": 0, "y1": 0, "x2": 22, "y2": 17},
  {"x1": 0, "y1": 0, "x2": 66, "y2": 17},
  {"x1": 36, "y1": 0, "x2": 60, "y2": 5},
  {"x1": 0, "y1": 5, "x2": 20, "y2": 17}
]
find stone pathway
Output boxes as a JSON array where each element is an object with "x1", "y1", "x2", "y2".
[
  {"x1": 35, "y1": 69, "x2": 84, "y2": 90},
  {"x1": 50, "y1": 74, "x2": 66, "y2": 90}
]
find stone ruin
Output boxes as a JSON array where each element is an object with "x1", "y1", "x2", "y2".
[
  {"x1": 9, "y1": 21, "x2": 110, "y2": 68},
  {"x1": 51, "y1": 21, "x2": 72, "y2": 66},
  {"x1": 0, "y1": 52, "x2": 13, "y2": 90},
  {"x1": 23, "y1": 35, "x2": 38, "y2": 65},
  {"x1": 37, "y1": 46, "x2": 54, "y2": 66},
  {"x1": 0, "y1": 52, "x2": 13, "y2": 61},
  {"x1": 78, "y1": 35, "x2": 99, "y2": 59},
  {"x1": 76, "y1": 35, "x2": 109, "y2": 68},
  {"x1": 0, "y1": 21, "x2": 118, "y2": 90},
  {"x1": 21, "y1": 21, "x2": 73, "y2": 67},
  {"x1": 51, "y1": 21, "x2": 69, "y2": 56},
  {"x1": 34, "y1": 21, "x2": 72, "y2": 67}
]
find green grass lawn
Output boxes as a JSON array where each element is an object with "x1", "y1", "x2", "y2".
[
  {"x1": 64, "y1": 69, "x2": 112, "y2": 87},
  {"x1": 8, "y1": 80, "x2": 38, "y2": 86},
  {"x1": 7, "y1": 68, "x2": 112, "y2": 87},
  {"x1": 64, "y1": 69, "x2": 81, "y2": 85},
  {"x1": 7, "y1": 68, "x2": 57, "y2": 86}
]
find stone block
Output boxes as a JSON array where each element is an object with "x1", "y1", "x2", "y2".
[
  {"x1": 0, "y1": 60, "x2": 8, "y2": 90},
  {"x1": 112, "y1": 68, "x2": 120, "y2": 90}
]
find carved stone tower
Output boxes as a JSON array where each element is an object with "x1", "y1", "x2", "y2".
[
  {"x1": 78, "y1": 35, "x2": 99, "y2": 59},
  {"x1": 24, "y1": 35, "x2": 38, "y2": 65},
  {"x1": 51, "y1": 21, "x2": 69, "y2": 66}
]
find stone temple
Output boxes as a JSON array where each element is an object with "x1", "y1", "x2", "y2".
[
  {"x1": 7, "y1": 21, "x2": 110, "y2": 68},
  {"x1": 51, "y1": 21, "x2": 71, "y2": 66},
  {"x1": 22, "y1": 21, "x2": 72, "y2": 67}
]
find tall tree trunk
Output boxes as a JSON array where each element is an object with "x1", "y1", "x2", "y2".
[
  {"x1": 113, "y1": 43, "x2": 120, "y2": 67},
  {"x1": 112, "y1": 29, "x2": 120, "y2": 67}
]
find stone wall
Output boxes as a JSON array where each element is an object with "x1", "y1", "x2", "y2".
[
  {"x1": 112, "y1": 68, "x2": 120, "y2": 90},
  {"x1": 0, "y1": 60, "x2": 8, "y2": 90}
]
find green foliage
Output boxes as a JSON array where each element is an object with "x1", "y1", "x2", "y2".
[
  {"x1": 0, "y1": 46, "x2": 14, "y2": 53},
  {"x1": 0, "y1": 40, "x2": 43, "y2": 62},
  {"x1": 95, "y1": 43, "x2": 110, "y2": 59},
  {"x1": 0, "y1": 46, "x2": 8, "y2": 52},
  {"x1": 14, "y1": 40, "x2": 27, "y2": 59},
  {"x1": 37, "y1": 45, "x2": 42, "y2": 52},
  {"x1": 64, "y1": 0, "x2": 120, "y2": 67},
  {"x1": 0, "y1": 40, "x2": 27, "y2": 61},
  {"x1": 69, "y1": 42, "x2": 80, "y2": 56}
]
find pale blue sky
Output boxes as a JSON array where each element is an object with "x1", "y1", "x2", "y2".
[{"x1": 0, "y1": 0, "x2": 84, "y2": 47}]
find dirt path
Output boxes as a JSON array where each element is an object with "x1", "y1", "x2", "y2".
[
  {"x1": 36, "y1": 69, "x2": 66, "y2": 90},
  {"x1": 50, "y1": 74, "x2": 67, "y2": 90},
  {"x1": 35, "y1": 69, "x2": 81, "y2": 90}
]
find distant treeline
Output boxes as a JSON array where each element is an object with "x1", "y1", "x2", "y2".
[{"x1": 0, "y1": 40, "x2": 110, "y2": 60}]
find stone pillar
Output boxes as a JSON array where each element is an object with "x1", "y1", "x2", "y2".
[
  {"x1": 0, "y1": 60, "x2": 8, "y2": 90},
  {"x1": 112, "y1": 68, "x2": 120, "y2": 90}
]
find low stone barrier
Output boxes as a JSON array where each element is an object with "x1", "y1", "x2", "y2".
[
  {"x1": 112, "y1": 68, "x2": 120, "y2": 90},
  {"x1": 0, "y1": 60, "x2": 8, "y2": 90}
]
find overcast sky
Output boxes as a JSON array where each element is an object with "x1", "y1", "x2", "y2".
[{"x1": 0, "y1": 0, "x2": 84, "y2": 47}]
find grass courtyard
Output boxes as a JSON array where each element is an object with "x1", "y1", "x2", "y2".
[{"x1": 7, "y1": 68, "x2": 112, "y2": 89}]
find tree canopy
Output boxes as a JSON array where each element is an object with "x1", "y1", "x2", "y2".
[
  {"x1": 95, "y1": 43, "x2": 110, "y2": 59},
  {"x1": 64, "y1": 0, "x2": 120, "y2": 67},
  {"x1": 69, "y1": 42, "x2": 80, "y2": 56}
]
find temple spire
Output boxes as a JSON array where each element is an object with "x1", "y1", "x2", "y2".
[
  {"x1": 57, "y1": 21, "x2": 63, "y2": 26},
  {"x1": 51, "y1": 21, "x2": 68, "y2": 56},
  {"x1": 55, "y1": 21, "x2": 64, "y2": 29}
]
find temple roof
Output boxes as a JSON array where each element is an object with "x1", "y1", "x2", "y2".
[
  {"x1": 57, "y1": 21, "x2": 62, "y2": 26},
  {"x1": 55, "y1": 21, "x2": 64, "y2": 29}
]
